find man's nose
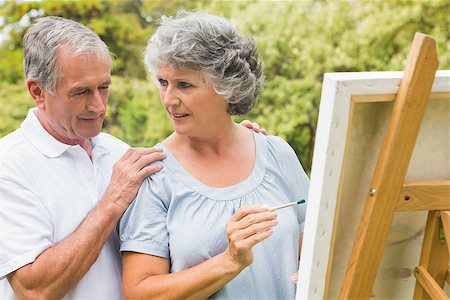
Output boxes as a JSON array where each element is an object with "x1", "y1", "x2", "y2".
[{"x1": 87, "y1": 89, "x2": 106, "y2": 113}]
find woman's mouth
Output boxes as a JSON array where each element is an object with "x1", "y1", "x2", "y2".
[{"x1": 171, "y1": 113, "x2": 189, "y2": 120}]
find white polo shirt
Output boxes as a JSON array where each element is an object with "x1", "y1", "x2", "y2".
[{"x1": 0, "y1": 108, "x2": 129, "y2": 299}]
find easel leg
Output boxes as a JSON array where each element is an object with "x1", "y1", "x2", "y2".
[
  {"x1": 442, "y1": 212, "x2": 450, "y2": 286},
  {"x1": 413, "y1": 211, "x2": 449, "y2": 299},
  {"x1": 441, "y1": 211, "x2": 450, "y2": 255}
]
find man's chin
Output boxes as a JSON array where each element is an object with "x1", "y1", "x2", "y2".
[{"x1": 81, "y1": 125, "x2": 103, "y2": 139}]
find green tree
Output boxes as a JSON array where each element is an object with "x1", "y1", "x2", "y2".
[
  {"x1": 1, "y1": 0, "x2": 449, "y2": 173},
  {"x1": 106, "y1": 76, "x2": 172, "y2": 147},
  {"x1": 0, "y1": 81, "x2": 32, "y2": 135}
]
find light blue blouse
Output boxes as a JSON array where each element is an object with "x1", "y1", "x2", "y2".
[{"x1": 119, "y1": 132, "x2": 309, "y2": 299}]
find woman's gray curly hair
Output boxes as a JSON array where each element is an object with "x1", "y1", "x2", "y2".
[{"x1": 144, "y1": 11, "x2": 265, "y2": 115}]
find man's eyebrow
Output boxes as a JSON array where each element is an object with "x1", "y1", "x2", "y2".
[{"x1": 69, "y1": 80, "x2": 112, "y2": 93}]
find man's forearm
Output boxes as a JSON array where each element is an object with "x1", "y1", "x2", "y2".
[{"x1": 7, "y1": 197, "x2": 124, "y2": 299}]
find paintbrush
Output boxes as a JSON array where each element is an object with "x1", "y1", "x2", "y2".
[{"x1": 268, "y1": 199, "x2": 305, "y2": 211}]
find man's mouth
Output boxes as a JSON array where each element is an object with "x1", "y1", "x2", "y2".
[{"x1": 80, "y1": 114, "x2": 103, "y2": 121}]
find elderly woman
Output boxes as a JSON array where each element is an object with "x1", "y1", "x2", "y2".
[{"x1": 119, "y1": 11, "x2": 309, "y2": 299}]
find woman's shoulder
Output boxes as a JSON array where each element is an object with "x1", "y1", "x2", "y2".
[
  {"x1": 141, "y1": 143, "x2": 180, "y2": 188},
  {"x1": 258, "y1": 133, "x2": 295, "y2": 157},
  {"x1": 129, "y1": 157, "x2": 173, "y2": 213},
  {"x1": 265, "y1": 134, "x2": 290, "y2": 146},
  {"x1": 255, "y1": 133, "x2": 304, "y2": 172}
]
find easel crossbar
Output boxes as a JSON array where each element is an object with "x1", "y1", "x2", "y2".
[
  {"x1": 396, "y1": 181, "x2": 450, "y2": 212},
  {"x1": 414, "y1": 266, "x2": 449, "y2": 299}
]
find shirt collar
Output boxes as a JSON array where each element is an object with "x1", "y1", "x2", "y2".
[
  {"x1": 21, "y1": 108, "x2": 108, "y2": 158},
  {"x1": 91, "y1": 134, "x2": 110, "y2": 156}
]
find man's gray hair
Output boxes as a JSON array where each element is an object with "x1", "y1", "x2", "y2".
[
  {"x1": 145, "y1": 11, "x2": 265, "y2": 115},
  {"x1": 23, "y1": 16, "x2": 112, "y2": 95}
]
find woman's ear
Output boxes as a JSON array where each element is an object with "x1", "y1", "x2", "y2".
[{"x1": 27, "y1": 79, "x2": 46, "y2": 110}]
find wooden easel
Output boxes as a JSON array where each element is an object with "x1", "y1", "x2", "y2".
[{"x1": 338, "y1": 32, "x2": 450, "y2": 299}]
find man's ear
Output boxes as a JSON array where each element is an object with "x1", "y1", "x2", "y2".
[{"x1": 27, "y1": 79, "x2": 46, "y2": 110}]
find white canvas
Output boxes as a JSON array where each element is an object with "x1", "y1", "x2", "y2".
[{"x1": 296, "y1": 70, "x2": 450, "y2": 299}]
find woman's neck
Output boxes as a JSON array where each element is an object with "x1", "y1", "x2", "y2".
[
  {"x1": 163, "y1": 121, "x2": 256, "y2": 188},
  {"x1": 166, "y1": 120, "x2": 241, "y2": 156}
]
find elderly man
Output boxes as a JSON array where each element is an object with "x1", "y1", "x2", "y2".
[{"x1": 0, "y1": 16, "x2": 165, "y2": 299}]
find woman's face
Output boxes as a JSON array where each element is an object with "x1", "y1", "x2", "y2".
[{"x1": 156, "y1": 65, "x2": 230, "y2": 138}]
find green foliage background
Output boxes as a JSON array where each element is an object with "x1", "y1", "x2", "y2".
[{"x1": 1, "y1": 0, "x2": 449, "y2": 172}]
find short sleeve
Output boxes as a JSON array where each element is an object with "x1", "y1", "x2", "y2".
[
  {"x1": 267, "y1": 136, "x2": 310, "y2": 232},
  {"x1": 119, "y1": 176, "x2": 170, "y2": 258},
  {"x1": 0, "y1": 176, "x2": 53, "y2": 277}
]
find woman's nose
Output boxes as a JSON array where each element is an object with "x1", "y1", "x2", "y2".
[{"x1": 162, "y1": 87, "x2": 181, "y2": 106}]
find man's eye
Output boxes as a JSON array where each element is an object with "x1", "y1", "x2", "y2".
[
  {"x1": 178, "y1": 82, "x2": 192, "y2": 89},
  {"x1": 73, "y1": 90, "x2": 88, "y2": 96}
]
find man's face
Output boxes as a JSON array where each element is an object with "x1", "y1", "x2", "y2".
[{"x1": 35, "y1": 47, "x2": 111, "y2": 145}]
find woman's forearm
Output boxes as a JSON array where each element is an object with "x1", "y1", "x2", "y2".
[{"x1": 124, "y1": 251, "x2": 243, "y2": 300}]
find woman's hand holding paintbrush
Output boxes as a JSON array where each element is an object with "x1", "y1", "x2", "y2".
[
  {"x1": 224, "y1": 205, "x2": 278, "y2": 268},
  {"x1": 224, "y1": 200, "x2": 305, "y2": 271}
]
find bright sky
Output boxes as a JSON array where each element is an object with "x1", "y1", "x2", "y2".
[{"x1": 0, "y1": 3, "x2": 44, "y2": 46}]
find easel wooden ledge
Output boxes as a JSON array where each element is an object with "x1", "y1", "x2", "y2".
[{"x1": 338, "y1": 32, "x2": 450, "y2": 299}]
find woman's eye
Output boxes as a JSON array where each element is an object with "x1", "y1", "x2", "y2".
[
  {"x1": 158, "y1": 79, "x2": 168, "y2": 87},
  {"x1": 178, "y1": 82, "x2": 192, "y2": 89}
]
